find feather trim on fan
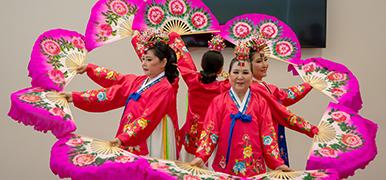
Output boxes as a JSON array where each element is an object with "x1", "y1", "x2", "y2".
[
  {"x1": 306, "y1": 103, "x2": 378, "y2": 179},
  {"x1": 28, "y1": 29, "x2": 88, "y2": 91},
  {"x1": 50, "y1": 134, "x2": 148, "y2": 180},
  {"x1": 85, "y1": 0, "x2": 144, "y2": 51},
  {"x1": 8, "y1": 87, "x2": 76, "y2": 138}
]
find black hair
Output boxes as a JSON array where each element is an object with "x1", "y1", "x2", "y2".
[
  {"x1": 147, "y1": 42, "x2": 179, "y2": 84},
  {"x1": 199, "y1": 50, "x2": 224, "y2": 84}
]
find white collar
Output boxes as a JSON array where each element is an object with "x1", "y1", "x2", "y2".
[
  {"x1": 230, "y1": 87, "x2": 250, "y2": 112},
  {"x1": 140, "y1": 72, "x2": 165, "y2": 90}
]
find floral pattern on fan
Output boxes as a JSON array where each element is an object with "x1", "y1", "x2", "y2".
[
  {"x1": 133, "y1": 0, "x2": 219, "y2": 35},
  {"x1": 18, "y1": 87, "x2": 72, "y2": 120},
  {"x1": 144, "y1": 158, "x2": 236, "y2": 179},
  {"x1": 296, "y1": 59, "x2": 352, "y2": 101},
  {"x1": 312, "y1": 108, "x2": 364, "y2": 159},
  {"x1": 85, "y1": 0, "x2": 143, "y2": 51},
  {"x1": 272, "y1": 39, "x2": 297, "y2": 59},
  {"x1": 257, "y1": 19, "x2": 282, "y2": 40},
  {"x1": 249, "y1": 169, "x2": 338, "y2": 180},
  {"x1": 167, "y1": 0, "x2": 189, "y2": 17},
  {"x1": 67, "y1": 135, "x2": 138, "y2": 167},
  {"x1": 231, "y1": 19, "x2": 254, "y2": 40},
  {"x1": 28, "y1": 29, "x2": 87, "y2": 91},
  {"x1": 220, "y1": 14, "x2": 301, "y2": 63}
]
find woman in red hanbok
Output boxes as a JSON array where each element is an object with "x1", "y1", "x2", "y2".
[
  {"x1": 248, "y1": 45, "x2": 313, "y2": 165},
  {"x1": 190, "y1": 58, "x2": 292, "y2": 177},
  {"x1": 64, "y1": 36, "x2": 181, "y2": 160},
  {"x1": 169, "y1": 33, "x2": 317, "y2": 160}
]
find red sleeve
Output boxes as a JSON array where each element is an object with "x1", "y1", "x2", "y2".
[
  {"x1": 116, "y1": 87, "x2": 173, "y2": 146},
  {"x1": 258, "y1": 98, "x2": 285, "y2": 170},
  {"x1": 168, "y1": 32, "x2": 199, "y2": 87},
  {"x1": 195, "y1": 97, "x2": 221, "y2": 162},
  {"x1": 257, "y1": 89, "x2": 318, "y2": 137},
  {"x1": 273, "y1": 83, "x2": 313, "y2": 106},
  {"x1": 86, "y1": 63, "x2": 131, "y2": 88},
  {"x1": 72, "y1": 82, "x2": 132, "y2": 112}
]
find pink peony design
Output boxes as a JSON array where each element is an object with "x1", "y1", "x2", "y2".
[
  {"x1": 169, "y1": 0, "x2": 186, "y2": 15},
  {"x1": 327, "y1": 72, "x2": 347, "y2": 81},
  {"x1": 98, "y1": 24, "x2": 113, "y2": 37},
  {"x1": 318, "y1": 147, "x2": 338, "y2": 158},
  {"x1": 49, "y1": 107, "x2": 66, "y2": 118},
  {"x1": 260, "y1": 22, "x2": 278, "y2": 39},
  {"x1": 148, "y1": 6, "x2": 165, "y2": 25},
  {"x1": 19, "y1": 94, "x2": 42, "y2": 103},
  {"x1": 233, "y1": 22, "x2": 252, "y2": 39},
  {"x1": 110, "y1": 0, "x2": 129, "y2": 16},
  {"x1": 115, "y1": 155, "x2": 135, "y2": 163},
  {"x1": 31, "y1": 87, "x2": 46, "y2": 93},
  {"x1": 303, "y1": 62, "x2": 317, "y2": 73},
  {"x1": 275, "y1": 41, "x2": 293, "y2": 57},
  {"x1": 48, "y1": 69, "x2": 65, "y2": 85},
  {"x1": 342, "y1": 133, "x2": 363, "y2": 148},
  {"x1": 330, "y1": 87, "x2": 346, "y2": 97},
  {"x1": 191, "y1": 12, "x2": 208, "y2": 29},
  {"x1": 150, "y1": 162, "x2": 169, "y2": 172},
  {"x1": 311, "y1": 171, "x2": 328, "y2": 178},
  {"x1": 183, "y1": 175, "x2": 200, "y2": 180},
  {"x1": 72, "y1": 37, "x2": 85, "y2": 49},
  {"x1": 331, "y1": 111, "x2": 350, "y2": 123},
  {"x1": 41, "y1": 39, "x2": 61, "y2": 56},
  {"x1": 66, "y1": 137, "x2": 84, "y2": 147},
  {"x1": 72, "y1": 154, "x2": 96, "y2": 166}
]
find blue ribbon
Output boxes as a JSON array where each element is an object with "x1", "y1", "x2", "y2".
[
  {"x1": 225, "y1": 111, "x2": 252, "y2": 166},
  {"x1": 127, "y1": 92, "x2": 141, "y2": 103}
]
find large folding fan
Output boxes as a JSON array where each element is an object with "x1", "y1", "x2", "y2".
[
  {"x1": 220, "y1": 13, "x2": 301, "y2": 64},
  {"x1": 249, "y1": 169, "x2": 339, "y2": 180},
  {"x1": 132, "y1": 0, "x2": 220, "y2": 35},
  {"x1": 8, "y1": 87, "x2": 76, "y2": 138},
  {"x1": 28, "y1": 29, "x2": 88, "y2": 91},
  {"x1": 306, "y1": 103, "x2": 378, "y2": 179},
  {"x1": 50, "y1": 134, "x2": 146, "y2": 180},
  {"x1": 85, "y1": 0, "x2": 145, "y2": 51},
  {"x1": 294, "y1": 57, "x2": 363, "y2": 112}
]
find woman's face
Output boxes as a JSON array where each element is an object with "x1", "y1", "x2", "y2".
[
  {"x1": 142, "y1": 49, "x2": 167, "y2": 78},
  {"x1": 229, "y1": 60, "x2": 253, "y2": 93},
  {"x1": 251, "y1": 53, "x2": 269, "y2": 81}
]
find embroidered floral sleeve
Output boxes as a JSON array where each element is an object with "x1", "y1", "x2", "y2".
[
  {"x1": 116, "y1": 87, "x2": 173, "y2": 146},
  {"x1": 258, "y1": 89, "x2": 318, "y2": 137},
  {"x1": 86, "y1": 64, "x2": 128, "y2": 88},
  {"x1": 259, "y1": 99, "x2": 285, "y2": 170},
  {"x1": 275, "y1": 83, "x2": 313, "y2": 106},
  {"x1": 72, "y1": 83, "x2": 130, "y2": 112},
  {"x1": 168, "y1": 32, "x2": 199, "y2": 87},
  {"x1": 195, "y1": 99, "x2": 221, "y2": 162}
]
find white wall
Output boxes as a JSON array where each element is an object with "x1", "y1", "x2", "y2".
[{"x1": 0, "y1": 0, "x2": 384, "y2": 179}]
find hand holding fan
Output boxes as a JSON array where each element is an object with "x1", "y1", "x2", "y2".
[
  {"x1": 85, "y1": 0, "x2": 145, "y2": 51},
  {"x1": 294, "y1": 57, "x2": 363, "y2": 112},
  {"x1": 220, "y1": 13, "x2": 301, "y2": 64},
  {"x1": 8, "y1": 87, "x2": 76, "y2": 138},
  {"x1": 306, "y1": 103, "x2": 378, "y2": 179},
  {"x1": 132, "y1": 0, "x2": 220, "y2": 35},
  {"x1": 28, "y1": 29, "x2": 88, "y2": 91}
]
